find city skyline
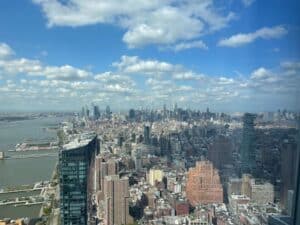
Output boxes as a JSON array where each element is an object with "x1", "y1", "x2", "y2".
[{"x1": 0, "y1": 0, "x2": 299, "y2": 112}]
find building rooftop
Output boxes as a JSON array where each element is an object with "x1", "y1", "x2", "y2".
[{"x1": 62, "y1": 132, "x2": 96, "y2": 151}]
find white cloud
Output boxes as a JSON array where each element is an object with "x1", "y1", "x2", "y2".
[
  {"x1": 0, "y1": 57, "x2": 90, "y2": 81},
  {"x1": 94, "y1": 71, "x2": 135, "y2": 85},
  {"x1": 113, "y1": 55, "x2": 181, "y2": 75},
  {"x1": 42, "y1": 65, "x2": 90, "y2": 80},
  {"x1": 172, "y1": 40, "x2": 208, "y2": 52},
  {"x1": 0, "y1": 58, "x2": 42, "y2": 74},
  {"x1": 32, "y1": 0, "x2": 234, "y2": 48},
  {"x1": 217, "y1": 77, "x2": 235, "y2": 85},
  {"x1": 173, "y1": 71, "x2": 205, "y2": 80},
  {"x1": 218, "y1": 25, "x2": 287, "y2": 47},
  {"x1": 0, "y1": 43, "x2": 14, "y2": 58},
  {"x1": 242, "y1": 0, "x2": 255, "y2": 7},
  {"x1": 0, "y1": 42, "x2": 298, "y2": 111},
  {"x1": 250, "y1": 67, "x2": 272, "y2": 80},
  {"x1": 281, "y1": 61, "x2": 300, "y2": 71}
]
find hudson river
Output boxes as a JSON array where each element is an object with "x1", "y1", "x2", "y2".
[{"x1": 0, "y1": 117, "x2": 64, "y2": 189}]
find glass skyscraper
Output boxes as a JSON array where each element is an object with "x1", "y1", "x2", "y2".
[
  {"x1": 241, "y1": 113, "x2": 257, "y2": 175},
  {"x1": 59, "y1": 133, "x2": 99, "y2": 225}
]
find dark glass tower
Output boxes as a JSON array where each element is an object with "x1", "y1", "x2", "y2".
[
  {"x1": 59, "y1": 133, "x2": 99, "y2": 225},
  {"x1": 144, "y1": 125, "x2": 150, "y2": 145},
  {"x1": 93, "y1": 105, "x2": 100, "y2": 120},
  {"x1": 241, "y1": 113, "x2": 257, "y2": 175}
]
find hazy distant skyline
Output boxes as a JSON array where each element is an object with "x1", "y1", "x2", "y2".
[{"x1": 0, "y1": 0, "x2": 299, "y2": 112}]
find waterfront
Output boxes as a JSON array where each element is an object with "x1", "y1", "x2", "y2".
[
  {"x1": 0, "y1": 117, "x2": 60, "y2": 152},
  {"x1": 0, "y1": 154, "x2": 58, "y2": 189},
  {"x1": 0, "y1": 116, "x2": 64, "y2": 189},
  {"x1": 0, "y1": 203, "x2": 42, "y2": 219}
]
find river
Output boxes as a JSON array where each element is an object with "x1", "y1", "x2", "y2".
[{"x1": 0, "y1": 116, "x2": 65, "y2": 189}]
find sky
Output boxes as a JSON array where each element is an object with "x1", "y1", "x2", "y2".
[{"x1": 0, "y1": 0, "x2": 299, "y2": 112}]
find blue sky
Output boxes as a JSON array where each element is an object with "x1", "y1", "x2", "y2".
[{"x1": 0, "y1": 0, "x2": 299, "y2": 112}]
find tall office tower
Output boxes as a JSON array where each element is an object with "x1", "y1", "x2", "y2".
[
  {"x1": 59, "y1": 133, "x2": 99, "y2": 225},
  {"x1": 128, "y1": 109, "x2": 135, "y2": 121},
  {"x1": 163, "y1": 104, "x2": 167, "y2": 119},
  {"x1": 294, "y1": 160, "x2": 300, "y2": 225},
  {"x1": 268, "y1": 124, "x2": 300, "y2": 225},
  {"x1": 293, "y1": 123, "x2": 300, "y2": 225},
  {"x1": 186, "y1": 160, "x2": 223, "y2": 206},
  {"x1": 104, "y1": 175, "x2": 133, "y2": 225},
  {"x1": 208, "y1": 135, "x2": 233, "y2": 170},
  {"x1": 280, "y1": 139, "x2": 297, "y2": 209},
  {"x1": 106, "y1": 105, "x2": 111, "y2": 119},
  {"x1": 86, "y1": 106, "x2": 90, "y2": 118},
  {"x1": 240, "y1": 113, "x2": 257, "y2": 175},
  {"x1": 93, "y1": 105, "x2": 100, "y2": 120},
  {"x1": 144, "y1": 124, "x2": 150, "y2": 145},
  {"x1": 97, "y1": 158, "x2": 119, "y2": 201},
  {"x1": 81, "y1": 106, "x2": 85, "y2": 117}
]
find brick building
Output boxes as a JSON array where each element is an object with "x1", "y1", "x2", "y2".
[{"x1": 186, "y1": 160, "x2": 223, "y2": 206}]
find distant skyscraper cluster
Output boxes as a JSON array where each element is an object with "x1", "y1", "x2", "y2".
[{"x1": 53, "y1": 106, "x2": 300, "y2": 225}]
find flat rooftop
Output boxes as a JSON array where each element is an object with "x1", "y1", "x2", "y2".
[{"x1": 62, "y1": 132, "x2": 96, "y2": 151}]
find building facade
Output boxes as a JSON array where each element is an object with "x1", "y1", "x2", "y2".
[
  {"x1": 241, "y1": 113, "x2": 257, "y2": 175},
  {"x1": 186, "y1": 160, "x2": 223, "y2": 206},
  {"x1": 59, "y1": 133, "x2": 99, "y2": 225},
  {"x1": 104, "y1": 175, "x2": 133, "y2": 225}
]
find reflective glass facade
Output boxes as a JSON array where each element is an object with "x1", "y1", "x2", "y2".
[{"x1": 59, "y1": 135, "x2": 98, "y2": 225}]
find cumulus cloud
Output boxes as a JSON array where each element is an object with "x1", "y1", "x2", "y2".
[
  {"x1": 32, "y1": 0, "x2": 234, "y2": 48},
  {"x1": 0, "y1": 58, "x2": 90, "y2": 81},
  {"x1": 250, "y1": 67, "x2": 272, "y2": 80},
  {"x1": 218, "y1": 25, "x2": 287, "y2": 47},
  {"x1": 0, "y1": 42, "x2": 299, "y2": 111},
  {"x1": 171, "y1": 40, "x2": 208, "y2": 52},
  {"x1": 281, "y1": 61, "x2": 300, "y2": 71},
  {"x1": 113, "y1": 55, "x2": 181, "y2": 75},
  {"x1": 0, "y1": 44, "x2": 90, "y2": 81},
  {"x1": 173, "y1": 71, "x2": 205, "y2": 80},
  {"x1": 95, "y1": 71, "x2": 135, "y2": 86},
  {"x1": 0, "y1": 43, "x2": 14, "y2": 58}
]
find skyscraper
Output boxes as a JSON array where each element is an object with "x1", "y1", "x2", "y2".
[
  {"x1": 280, "y1": 139, "x2": 297, "y2": 209},
  {"x1": 97, "y1": 158, "x2": 119, "y2": 201},
  {"x1": 186, "y1": 160, "x2": 223, "y2": 206},
  {"x1": 106, "y1": 105, "x2": 111, "y2": 119},
  {"x1": 128, "y1": 109, "x2": 136, "y2": 121},
  {"x1": 144, "y1": 124, "x2": 151, "y2": 145},
  {"x1": 208, "y1": 135, "x2": 233, "y2": 170},
  {"x1": 104, "y1": 175, "x2": 133, "y2": 225},
  {"x1": 93, "y1": 105, "x2": 100, "y2": 120},
  {"x1": 241, "y1": 113, "x2": 257, "y2": 175},
  {"x1": 59, "y1": 133, "x2": 99, "y2": 225}
]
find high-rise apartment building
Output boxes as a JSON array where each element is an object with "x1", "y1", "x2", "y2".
[
  {"x1": 241, "y1": 113, "x2": 257, "y2": 175},
  {"x1": 96, "y1": 157, "x2": 119, "y2": 201},
  {"x1": 59, "y1": 133, "x2": 99, "y2": 225},
  {"x1": 186, "y1": 160, "x2": 223, "y2": 206},
  {"x1": 104, "y1": 175, "x2": 133, "y2": 225}
]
